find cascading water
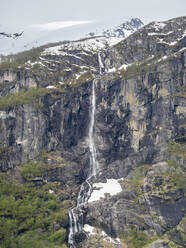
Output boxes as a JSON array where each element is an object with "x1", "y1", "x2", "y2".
[
  {"x1": 98, "y1": 52, "x2": 104, "y2": 74},
  {"x1": 68, "y1": 53, "x2": 103, "y2": 247},
  {"x1": 88, "y1": 80, "x2": 99, "y2": 177}
]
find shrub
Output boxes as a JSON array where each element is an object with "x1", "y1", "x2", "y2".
[
  {"x1": 20, "y1": 161, "x2": 49, "y2": 181},
  {"x1": 168, "y1": 140, "x2": 186, "y2": 160},
  {"x1": 75, "y1": 71, "x2": 93, "y2": 85},
  {"x1": 0, "y1": 46, "x2": 45, "y2": 70},
  {"x1": 54, "y1": 210, "x2": 68, "y2": 227},
  {"x1": 0, "y1": 88, "x2": 50, "y2": 109},
  {"x1": 0, "y1": 146, "x2": 9, "y2": 160},
  {"x1": 49, "y1": 229, "x2": 67, "y2": 244},
  {"x1": 130, "y1": 165, "x2": 149, "y2": 195},
  {"x1": 16, "y1": 230, "x2": 64, "y2": 248},
  {"x1": 120, "y1": 229, "x2": 154, "y2": 248},
  {"x1": 167, "y1": 141, "x2": 186, "y2": 193},
  {"x1": 0, "y1": 174, "x2": 68, "y2": 248}
]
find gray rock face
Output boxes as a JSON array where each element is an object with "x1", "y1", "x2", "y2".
[
  {"x1": 146, "y1": 240, "x2": 171, "y2": 248},
  {"x1": 0, "y1": 16, "x2": 186, "y2": 247},
  {"x1": 89, "y1": 18, "x2": 143, "y2": 38}
]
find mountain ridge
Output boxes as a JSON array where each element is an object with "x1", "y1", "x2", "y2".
[
  {"x1": 0, "y1": 18, "x2": 144, "y2": 55},
  {"x1": 0, "y1": 16, "x2": 186, "y2": 248}
]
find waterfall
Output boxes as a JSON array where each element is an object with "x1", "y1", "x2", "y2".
[
  {"x1": 68, "y1": 52, "x2": 103, "y2": 247},
  {"x1": 88, "y1": 80, "x2": 99, "y2": 177},
  {"x1": 98, "y1": 52, "x2": 104, "y2": 74}
]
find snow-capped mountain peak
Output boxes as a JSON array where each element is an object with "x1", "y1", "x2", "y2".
[
  {"x1": 87, "y1": 18, "x2": 144, "y2": 38},
  {"x1": 42, "y1": 18, "x2": 144, "y2": 56},
  {"x1": 0, "y1": 18, "x2": 143, "y2": 55}
]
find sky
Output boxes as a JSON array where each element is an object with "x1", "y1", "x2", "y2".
[
  {"x1": 0, "y1": 0, "x2": 186, "y2": 54},
  {"x1": 1, "y1": 0, "x2": 186, "y2": 30}
]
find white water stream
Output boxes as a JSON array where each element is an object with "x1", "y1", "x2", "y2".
[{"x1": 68, "y1": 53, "x2": 103, "y2": 247}]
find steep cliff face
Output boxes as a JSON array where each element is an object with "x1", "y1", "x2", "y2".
[
  {"x1": 82, "y1": 55, "x2": 186, "y2": 247},
  {"x1": 0, "y1": 16, "x2": 186, "y2": 248}
]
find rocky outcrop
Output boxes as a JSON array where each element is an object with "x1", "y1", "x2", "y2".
[
  {"x1": 146, "y1": 240, "x2": 171, "y2": 248},
  {"x1": 0, "y1": 16, "x2": 186, "y2": 248}
]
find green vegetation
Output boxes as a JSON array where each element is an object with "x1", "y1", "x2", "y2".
[
  {"x1": 49, "y1": 229, "x2": 67, "y2": 244},
  {"x1": 20, "y1": 161, "x2": 49, "y2": 181},
  {"x1": 167, "y1": 141, "x2": 186, "y2": 194},
  {"x1": 168, "y1": 140, "x2": 186, "y2": 160},
  {"x1": 168, "y1": 240, "x2": 180, "y2": 248},
  {"x1": 120, "y1": 229, "x2": 157, "y2": 248},
  {"x1": 0, "y1": 146, "x2": 9, "y2": 160},
  {"x1": 175, "y1": 86, "x2": 186, "y2": 98},
  {"x1": 110, "y1": 51, "x2": 181, "y2": 82},
  {"x1": 110, "y1": 58, "x2": 159, "y2": 81},
  {"x1": 54, "y1": 210, "x2": 68, "y2": 227},
  {"x1": 55, "y1": 70, "x2": 94, "y2": 89},
  {"x1": 0, "y1": 88, "x2": 50, "y2": 109},
  {"x1": 130, "y1": 165, "x2": 149, "y2": 196},
  {"x1": 15, "y1": 231, "x2": 67, "y2": 248},
  {"x1": 0, "y1": 161, "x2": 69, "y2": 248},
  {"x1": 166, "y1": 214, "x2": 186, "y2": 247},
  {"x1": 0, "y1": 41, "x2": 64, "y2": 70},
  {"x1": 119, "y1": 55, "x2": 165, "y2": 80},
  {"x1": 122, "y1": 141, "x2": 186, "y2": 202},
  {"x1": 131, "y1": 141, "x2": 186, "y2": 198},
  {"x1": 166, "y1": 160, "x2": 186, "y2": 194},
  {"x1": 41, "y1": 151, "x2": 65, "y2": 167},
  {"x1": 0, "y1": 47, "x2": 44, "y2": 70},
  {"x1": 63, "y1": 70, "x2": 94, "y2": 88},
  {"x1": 76, "y1": 71, "x2": 93, "y2": 85},
  {"x1": 180, "y1": 214, "x2": 186, "y2": 225},
  {"x1": 121, "y1": 63, "x2": 148, "y2": 79},
  {"x1": 134, "y1": 141, "x2": 186, "y2": 199}
]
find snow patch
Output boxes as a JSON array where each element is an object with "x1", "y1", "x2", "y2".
[
  {"x1": 42, "y1": 37, "x2": 106, "y2": 55},
  {"x1": 42, "y1": 36, "x2": 129, "y2": 56},
  {"x1": 157, "y1": 30, "x2": 186, "y2": 46},
  {"x1": 0, "y1": 111, "x2": 15, "y2": 119},
  {"x1": 119, "y1": 64, "x2": 130, "y2": 70},
  {"x1": 83, "y1": 224, "x2": 96, "y2": 235},
  {"x1": 0, "y1": 111, "x2": 8, "y2": 120},
  {"x1": 88, "y1": 179, "x2": 122, "y2": 203},
  {"x1": 83, "y1": 225, "x2": 121, "y2": 245},
  {"x1": 108, "y1": 67, "x2": 116, "y2": 73},
  {"x1": 46, "y1": 85, "x2": 56, "y2": 89},
  {"x1": 178, "y1": 47, "x2": 186, "y2": 53},
  {"x1": 157, "y1": 55, "x2": 168, "y2": 62},
  {"x1": 169, "y1": 41, "x2": 178, "y2": 46},
  {"x1": 107, "y1": 36, "x2": 125, "y2": 46},
  {"x1": 148, "y1": 32, "x2": 167, "y2": 36},
  {"x1": 42, "y1": 19, "x2": 143, "y2": 56},
  {"x1": 26, "y1": 60, "x2": 45, "y2": 67},
  {"x1": 49, "y1": 189, "x2": 54, "y2": 194},
  {"x1": 59, "y1": 81, "x2": 65, "y2": 85},
  {"x1": 154, "y1": 22, "x2": 166, "y2": 30},
  {"x1": 101, "y1": 230, "x2": 121, "y2": 244},
  {"x1": 75, "y1": 72, "x2": 85, "y2": 80},
  {"x1": 43, "y1": 45, "x2": 63, "y2": 55}
]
